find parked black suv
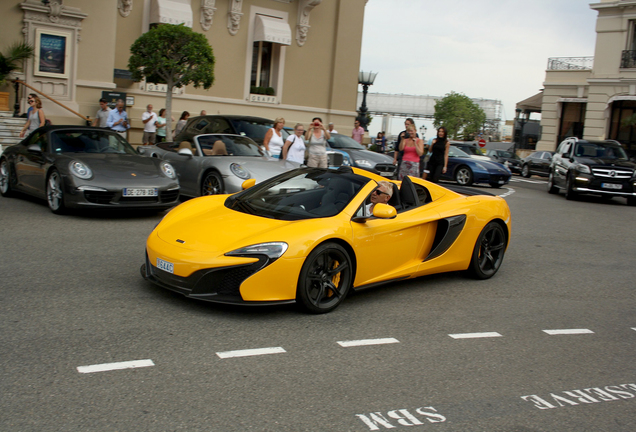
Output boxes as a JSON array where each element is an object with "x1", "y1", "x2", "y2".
[{"x1": 547, "y1": 138, "x2": 636, "y2": 205}]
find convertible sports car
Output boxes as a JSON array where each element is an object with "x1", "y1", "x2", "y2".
[
  {"x1": 137, "y1": 134, "x2": 301, "y2": 197},
  {"x1": 441, "y1": 146, "x2": 512, "y2": 188},
  {"x1": 0, "y1": 126, "x2": 180, "y2": 214},
  {"x1": 141, "y1": 167, "x2": 511, "y2": 313}
]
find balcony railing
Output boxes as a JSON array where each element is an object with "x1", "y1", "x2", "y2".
[
  {"x1": 621, "y1": 50, "x2": 636, "y2": 68},
  {"x1": 547, "y1": 56, "x2": 594, "y2": 71}
]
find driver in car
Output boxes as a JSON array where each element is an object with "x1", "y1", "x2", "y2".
[{"x1": 362, "y1": 180, "x2": 392, "y2": 216}]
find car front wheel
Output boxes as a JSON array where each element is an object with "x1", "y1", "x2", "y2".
[
  {"x1": 296, "y1": 242, "x2": 353, "y2": 314},
  {"x1": 47, "y1": 169, "x2": 66, "y2": 214},
  {"x1": 455, "y1": 166, "x2": 474, "y2": 186},
  {"x1": 0, "y1": 158, "x2": 14, "y2": 197},
  {"x1": 468, "y1": 221, "x2": 506, "y2": 279},
  {"x1": 201, "y1": 171, "x2": 224, "y2": 196},
  {"x1": 547, "y1": 171, "x2": 558, "y2": 194},
  {"x1": 565, "y1": 173, "x2": 578, "y2": 201},
  {"x1": 521, "y1": 164, "x2": 531, "y2": 178}
]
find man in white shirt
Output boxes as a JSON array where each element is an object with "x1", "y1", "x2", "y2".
[
  {"x1": 92, "y1": 98, "x2": 111, "y2": 128},
  {"x1": 142, "y1": 104, "x2": 157, "y2": 145},
  {"x1": 328, "y1": 122, "x2": 338, "y2": 134},
  {"x1": 363, "y1": 181, "x2": 393, "y2": 216}
]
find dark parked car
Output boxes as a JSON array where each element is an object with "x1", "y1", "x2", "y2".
[
  {"x1": 441, "y1": 146, "x2": 511, "y2": 188},
  {"x1": 327, "y1": 134, "x2": 397, "y2": 178},
  {"x1": 520, "y1": 151, "x2": 554, "y2": 177},
  {"x1": 0, "y1": 126, "x2": 180, "y2": 214},
  {"x1": 547, "y1": 138, "x2": 636, "y2": 205},
  {"x1": 485, "y1": 149, "x2": 522, "y2": 174},
  {"x1": 174, "y1": 115, "x2": 290, "y2": 147},
  {"x1": 452, "y1": 142, "x2": 484, "y2": 157}
]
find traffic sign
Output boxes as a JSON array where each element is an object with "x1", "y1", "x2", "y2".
[{"x1": 478, "y1": 138, "x2": 486, "y2": 148}]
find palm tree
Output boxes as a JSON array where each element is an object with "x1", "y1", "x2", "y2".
[{"x1": 0, "y1": 42, "x2": 34, "y2": 86}]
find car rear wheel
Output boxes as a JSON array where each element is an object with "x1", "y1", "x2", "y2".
[
  {"x1": 296, "y1": 242, "x2": 353, "y2": 314},
  {"x1": 201, "y1": 171, "x2": 224, "y2": 196},
  {"x1": 468, "y1": 221, "x2": 506, "y2": 280},
  {"x1": 47, "y1": 169, "x2": 66, "y2": 214},
  {"x1": 0, "y1": 158, "x2": 14, "y2": 197},
  {"x1": 547, "y1": 171, "x2": 558, "y2": 194},
  {"x1": 565, "y1": 174, "x2": 578, "y2": 201},
  {"x1": 521, "y1": 164, "x2": 531, "y2": 178},
  {"x1": 455, "y1": 166, "x2": 473, "y2": 186}
]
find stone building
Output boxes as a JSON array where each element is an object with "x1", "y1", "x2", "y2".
[{"x1": 0, "y1": 0, "x2": 367, "y2": 144}]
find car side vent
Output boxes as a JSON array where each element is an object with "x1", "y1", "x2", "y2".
[{"x1": 424, "y1": 215, "x2": 467, "y2": 262}]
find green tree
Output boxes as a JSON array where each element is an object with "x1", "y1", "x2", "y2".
[
  {"x1": 433, "y1": 92, "x2": 486, "y2": 140},
  {"x1": 0, "y1": 42, "x2": 34, "y2": 86},
  {"x1": 128, "y1": 24, "x2": 215, "y2": 136}
]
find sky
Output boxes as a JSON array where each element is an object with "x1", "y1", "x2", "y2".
[{"x1": 359, "y1": 0, "x2": 598, "y2": 139}]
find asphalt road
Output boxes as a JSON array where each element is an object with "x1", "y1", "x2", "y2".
[{"x1": 1, "y1": 177, "x2": 635, "y2": 432}]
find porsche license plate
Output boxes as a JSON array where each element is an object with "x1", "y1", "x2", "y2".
[
  {"x1": 123, "y1": 188, "x2": 158, "y2": 197},
  {"x1": 601, "y1": 183, "x2": 622, "y2": 190},
  {"x1": 156, "y1": 258, "x2": 174, "y2": 274}
]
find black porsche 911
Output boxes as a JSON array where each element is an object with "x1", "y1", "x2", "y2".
[{"x1": 0, "y1": 126, "x2": 180, "y2": 214}]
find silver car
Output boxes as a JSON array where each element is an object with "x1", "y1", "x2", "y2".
[{"x1": 137, "y1": 134, "x2": 301, "y2": 197}]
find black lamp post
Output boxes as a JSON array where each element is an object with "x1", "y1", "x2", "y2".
[{"x1": 357, "y1": 71, "x2": 377, "y2": 131}]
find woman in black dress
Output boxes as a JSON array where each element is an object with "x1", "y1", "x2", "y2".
[{"x1": 425, "y1": 127, "x2": 450, "y2": 183}]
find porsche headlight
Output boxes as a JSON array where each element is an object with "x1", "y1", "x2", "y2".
[
  {"x1": 574, "y1": 163, "x2": 591, "y2": 174},
  {"x1": 355, "y1": 159, "x2": 373, "y2": 168},
  {"x1": 226, "y1": 242, "x2": 288, "y2": 259},
  {"x1": 160, "y1": 162, "x2": 176, "y2": 179},
  {"x1": 69, "y1": 160, "x2": 92, "y2": 179},
  {"x1": 230, "y1": 163, "x2": 250, "y2": 179}
]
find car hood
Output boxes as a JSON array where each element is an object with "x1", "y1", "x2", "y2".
[
  {"x1": 342, "y1": 149, "x2": 394, "y2": 165},
  {"x1": 224, "y1": 157, "x2": 301, "y2": 178},
  {"x1": 61, "y1": 153, "x2": 162, "y2": 179},
  {"x1": 454, "y1": 157, "x2": 510, "y2": 174},
  {"x1": 156, "y1": 197, "x2": 307, "y2": 254},
  {"x1": 573, "y1": 157, "x2": 636, "y2": 169}
]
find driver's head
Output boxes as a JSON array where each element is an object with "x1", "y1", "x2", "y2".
[{"x1": 370, "y1": 180, "x2": 393, "y2": 205}]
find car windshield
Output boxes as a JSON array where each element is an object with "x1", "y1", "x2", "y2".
[
  {"x1": 574, "y1": 142, "x2": 628, "y2": 160},
  {"x1": 449, "y1": 146, "x2": 470, "y2": 158},
  {"x1": 197, "y1": 135, "x2": 264, "y2": 156},
  {"x1": 230, "y1": 119, "x2": 290, "y2": 143},
  {"x1": 499, "y1": 151, "x2": 520, "y2": 159},
  {"x1": 225, "y1": 168, "x2": 370, "y2": 221},
  {"x1": 51, "y1": 130, "x2": 136, "y2": 154},
  {"x1": 328, "y1": 134, "x2": 365, "y2": 150}
]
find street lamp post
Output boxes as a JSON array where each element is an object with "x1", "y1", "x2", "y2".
[{"x1": 357, "y1": 71, "x2": 377, "y2": 131}]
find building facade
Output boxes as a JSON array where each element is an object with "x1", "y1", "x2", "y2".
[
  {"x1": 0, "y1": 0, "x2": 367, "y2": 144},
  {"x1": 536, "y1": 0, "x2": 636, "y2": 155}
]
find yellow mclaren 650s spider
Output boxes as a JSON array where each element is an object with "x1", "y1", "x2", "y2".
[{"x1": 141, "y1": 167, "x2": 511, "y2": 313}]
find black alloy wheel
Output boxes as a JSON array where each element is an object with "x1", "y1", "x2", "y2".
[
  {"x1": 565, "y1": 173, "x2": 578, "y2": 201},
  {"x1": 201, "y1": 171, "x2": 224, "y2": 196},
  {"x1": 521, "y1": 164, "x2": 531, "y2": 178},
  {"x1": 468, "y1": 221, "x2": 506, "y2": 279},
  {"x1": 46, "y1": 169, "x2": 66, "y2": 214},
  {"x1": 547, "y1": 171, "x2": 559, "y2": 194},
  {"x1": 296, "y1": 242, "x2": 353, "y2": 314},
  {"x1": 0, "y1": 158, "x2": 14, "y2": 197},
  {"x1": 455, "y1": 166, "x2": 474, "y2": 186}
]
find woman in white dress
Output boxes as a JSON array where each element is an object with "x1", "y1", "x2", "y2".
[
  {"x1": 263, "y1": 117, "x2": 286, "y2": 158},
  {"x1": 282, "y1": 123, "x2": 306, "y2": 163}
]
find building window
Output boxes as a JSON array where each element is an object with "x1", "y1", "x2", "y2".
[
  {"x1": 557, "y1": 102, "x2": 586, "y2": 144},
  {"x1": 251, "y1": 41, "x2": 274, "y2": 93},
  {"x1": 608, "y1": 100, "x2": 636, "y2": 155}
]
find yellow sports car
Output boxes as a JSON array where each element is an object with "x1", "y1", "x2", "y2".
[{"x1": 141, "y1": 167, "x2": 511, "y2": 313}]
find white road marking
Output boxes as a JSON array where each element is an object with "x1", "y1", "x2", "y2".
[
  {"x1": 543, "y1": 329, "x2": 594, "y2": 335},
  {"x1": 510, "y1": 178, "x2": 547, "y2": 184},
  {"x1": 632, "y1": 328, "x2": 636, "y2": 332},
  {"x1": 498, "y1": 187, "x2": 515, "y2": 198},
  {"x1": 77, "y1": 359, "x2": 155, "y2": 374},
  {"x1": 448, "y1": 332, "x2": 502, "y2": 339},
  {"x1": 337, "y1": 338, "x2": 400, "y2": 347},
  {"x1": 216, "y1": 347, "x2": 286, "y2": 359}
]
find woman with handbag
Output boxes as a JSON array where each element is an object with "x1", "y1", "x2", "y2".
[{"x1": 281, "y1": 123, "x2": 306, "y2": 163}]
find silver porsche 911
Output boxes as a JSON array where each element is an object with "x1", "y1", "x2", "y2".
[{"x1": 137, "y1": 134, "x2": 301, "y2": 197}]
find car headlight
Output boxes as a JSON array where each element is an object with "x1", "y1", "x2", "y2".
[
  {"x1": 160, "y1": 162, "x2": 176, "y2": 179},
  {"x1": 574, "y1": 163, "x2": 591, "y2": 174},
  {"x1": 230, "y1": 163, "x2": 250, "y2": 179},
  {"x1": 69, "y1": 160, "x2": 92, "y2": 179},
  {"x1": 355, "y1": 159, "x2": 373, "y2": 168},
  {"x1": 474, "y1": 162, "x2": 488, "y2": 171},
  {"x1": 226, "y1": 242, "x2": 288, "y2": 259}
]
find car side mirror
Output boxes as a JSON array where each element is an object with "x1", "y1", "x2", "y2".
[
  {"x1": 241, "y1": 178, "x2": 256, "y2": 190},
  {"x1": 27, "y1": 144, "x2": 42, "y2": 154},
  {"x1": 373, "y1": 203, "x2": 397, "y2": 219},
  {"x1": 177, "y1": 148, "x2": 193, "y2": 157}
]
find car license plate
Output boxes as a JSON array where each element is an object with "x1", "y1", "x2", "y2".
[
  {"x1": 123, "y1": 188, "x2": 158, "y2": 197},
  {"x1": 601, "y1": 183, "x2": 622, "y2": 190},
  {"x1": 156, "y1": 258, "x2": 174, "y2": 274},
  {"x1": 498, "y1": 179, "x2": 505, "y2": 184},
  {"x1": 380, "y1": 172, "x2": 392, "y2": 177}
]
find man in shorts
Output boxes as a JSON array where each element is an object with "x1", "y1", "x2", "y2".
[{"x1": 142, "y1": 104, "x2": 157, "y2": 145}]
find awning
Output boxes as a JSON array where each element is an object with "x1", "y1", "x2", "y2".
[
  {"x1": 516, "y1": 92, "x2": 543, "y2": 112},
  {"x1": 150, "y1": 0, "x2": 193, "y2": 27},
  {"x1": 254, "y1": 15, "x2": 292, "y2": 46}
]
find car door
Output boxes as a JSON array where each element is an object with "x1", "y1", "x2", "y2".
[
  {"x1": 552, "y1": 142, "x2": 572, "y2": 186},
  {"x1": 159, "y1": 142, "x2": 199, "y2": 196},
  {"x1": 537, "y1": 152, "x2": 552, "y2": 175},
  {"x1": 14, "y1": 131, "x2": 48, "y2": 197},
  {"x1": 350, "y1": 199, "x2": 440, "y2": 287}
]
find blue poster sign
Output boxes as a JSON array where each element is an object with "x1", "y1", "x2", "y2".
[{"x1": 39, "y1": 33, "x2": 66, "y2": 75}]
